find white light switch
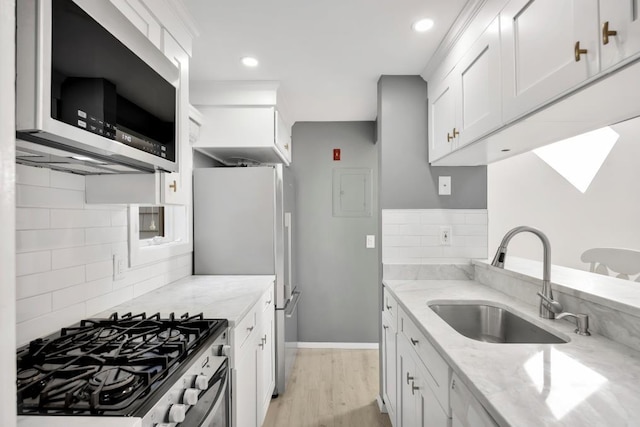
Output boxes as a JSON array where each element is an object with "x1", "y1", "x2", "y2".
[
  {"x1": 439, "y1": 176, "x2": 452, "y2": 195},
  {"x1": 366, "y1": 235, "x2": 376, "y2": 249}
]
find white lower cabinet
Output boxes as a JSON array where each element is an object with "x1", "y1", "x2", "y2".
[
  {"x1": 397, "y1": 334, "x2": 450, "y2": 427},
  {"x1": 382, "y1": 313, "x2": 398, "y2": 426},
  {"x1": 382, "y1": 287, "x2": 499, "y2": 427},
  {"x1": 232, "y1": 285, "x2": 275, "y2": 427}
]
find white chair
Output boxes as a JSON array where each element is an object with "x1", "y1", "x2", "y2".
[{"x1": 580, "y1": 248, "x2": 640, "y2": 282}]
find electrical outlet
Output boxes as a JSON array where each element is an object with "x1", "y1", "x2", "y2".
[
  {"x1": 113, "y1": 254, "x2": 125, "y2": 281},
  {"x1": 366, "y1": 235, "x2": 376, "y2": 249},
  {"x1": 440, "y1": 226, "x2": 452, "y2": 246}
]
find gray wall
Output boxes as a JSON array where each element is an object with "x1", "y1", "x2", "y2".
[
  {"x1": 291, "y1": 122, "x2": 379, "y2": 343},
  {"x1": 377, "y1": 75, "x2": 487, "y2": 209}
]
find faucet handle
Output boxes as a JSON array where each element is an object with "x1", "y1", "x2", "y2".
[
  {"x1": 537, "y1": 292, "x2": 563, "y2": 314},
  {"x1": 556, "y1": 312, "x2": 591, "y2": 336}
]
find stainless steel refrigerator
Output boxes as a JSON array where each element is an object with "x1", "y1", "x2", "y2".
[{"x1": 193, "y1": 165, "x2": 300, "y2": 396}]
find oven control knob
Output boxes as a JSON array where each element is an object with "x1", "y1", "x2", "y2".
[
  {"x1": 221, "y1": 345, "x2": 231, "y2": 357},
  {"x1": 183, "y1": 388, "x2": 199, "y2": 405},
  {"x1": 195, "y1": 375, "x2": 209, "y2": 390},
  {"x1": 168, "y1": 404, "x2": 186, "y2": 423}
]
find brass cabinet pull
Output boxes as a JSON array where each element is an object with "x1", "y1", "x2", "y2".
[
  {"x1": 169, "y1": 180, "x2": 177, "y2": 192},
  {"x1": 602, "y1": 21, "x2": 617, "y2": 45},
  {"x1": 452, "y1": 127, "x2": 459, "y2": 137},
  {"x1": 284, "y1": 143, "x2": 290, "y2": 151},
  {"x1": 447, "y1": 132, "x2": 453, "y2": 142},
  {"x1": 574, "y1": 41, "x2": 588, "y2": 62}
]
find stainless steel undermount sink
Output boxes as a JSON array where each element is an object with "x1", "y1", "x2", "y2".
[{"x1": 430, "y1": 303, "x2": 568, "y2": 344}]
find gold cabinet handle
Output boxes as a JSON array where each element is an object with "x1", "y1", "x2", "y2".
[
  {"x1": 284, "y1": 143, "x2": 289, "y2": 151},
  {"x1": 447, "y1": 132, "x2": 453, "y2": 142},
  {"x1": 452, "y1": 127, "x2": 459, "y2": 137},
  {"x1": 602, "y1": 21, "x2": 617, "y2": 45},
  {"x1": 169, "y1": 180, "x2": 177, "y2": 192},
  {"x1": 574, "y1": 41, "x2": 588, "y2": 62}
]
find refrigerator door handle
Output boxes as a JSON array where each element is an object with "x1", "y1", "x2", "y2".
[{"x1": 283, "y1": 289, "x2": 301, "y2": 318}]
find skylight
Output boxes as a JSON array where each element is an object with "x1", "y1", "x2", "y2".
[{"x1": 533, "y1": 126, "x2": 619, "y2": 193}]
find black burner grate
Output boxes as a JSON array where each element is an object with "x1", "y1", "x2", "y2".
[{"x1": 17, "y1": 312, "x2": 227, "y2": 416}]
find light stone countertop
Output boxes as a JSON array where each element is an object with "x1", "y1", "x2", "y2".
[
  {"x1": 384, "y1": 278, "x2": 640, "y2": 427},
  {"x1": 95, "y1": 275, "x2": 275, "y2": 326}
]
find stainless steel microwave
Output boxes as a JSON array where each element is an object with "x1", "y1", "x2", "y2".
[{"x1": 16, "y1": 0, "x2": 179, "y2": 174}]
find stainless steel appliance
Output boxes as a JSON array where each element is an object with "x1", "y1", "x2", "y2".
[
  {"x1": 16, "y1": 312, "x2": 230, "y2": 427},
  {"x1": 16, "y1": 0, "x2": 179, "y2": 174},
  {"x1": 194, "y1": 165, "x2": 300, "y2": 395}
]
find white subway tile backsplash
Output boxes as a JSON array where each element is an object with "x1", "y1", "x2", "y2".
[
  {"x1": 16, "y1": 208, "x2": 50, "y2": 230},
  {"x1": 85, "y1": 226, "x2": 128, "y2": 245},
  {"x1": 16, "y1": 164, "x2": 50, "y2": 186},
  {"x1": 452, "y1": 224, "x2": 488, "y2": 236},
  {"x1": 15, "y1": 165, "x2": 193, "y2": 346},
  {"x1": 17, "y1": 228, "x2": 85, "y2": 253},
  {"x1": 17, "y1": 303, "x2": 86, "y2": 346},
  {"x1": 52, "y1": 278, "x2": 112, "y2": 311},
  {"x1": 51, "y1": 209, "x2": 111, "y2": 229},
  {"x1": 50, "y1": 170, "x2": 85, "y2": 191},
  {"x1": 17, "y1": 294, "x2": 52, "y2": 323},
  {"x1": 17, "y1": 266, "x2": 86, "y2": 299},
  {"x1": 382, "y1": 209, "x2": 488, "y2": 264},
  {"x1": 86, "y1": 286, "x2": 134, "y2": 317},
  {"x1": 17, "y1": 251, "x2": 51, "y2": 276},
  {"x1": 86, "y1": 260, "x2": 113, "y2": 282},
  {"x1": 17, "y1": 185, "x2": 84, "y2": 209},
  {"x1": 52, "y1": 244, "x2": 112, "y2": 269}
]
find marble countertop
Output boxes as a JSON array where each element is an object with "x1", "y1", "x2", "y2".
[
  {"x1": 384, "y1": 278, "x2": 640, "y2": 427},
  {"x1": 96, "y1": 275, "x2": 275, "y2": 326}
]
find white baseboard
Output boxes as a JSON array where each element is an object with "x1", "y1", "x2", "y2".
[
  {"x1": 376, "y1": 395, "x2": 388, "y2": 413},
  {"x1": 295, "y1": 342, "x2": 379, "y2": 349}
]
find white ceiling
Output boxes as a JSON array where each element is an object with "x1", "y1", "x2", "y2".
[{"x1": 184, "y1": 0, "x2": 469, "y2": 123}]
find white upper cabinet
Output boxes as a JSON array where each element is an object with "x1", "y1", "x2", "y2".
[
  {"x1": 194, "y1": 106, "x2": 292, "y2": 166},
  {"x1": 429, "y1": 74, "x2": 457, "y2": 162},
  {"x1": 599, "y1": 0, "x2": 640, "y2": 71},
  {"x1": 429, "y1": 18, "x2": 501, "y2": 162},
  {"x1": 456, "y1": 17, "x2": 502, "y2": 148},
  {"x1": 501, "y1": 0, "x2": 600, "y2": 123},
  {"x1": 109, "y1": 0, "x2": 161, "y2": 48}
]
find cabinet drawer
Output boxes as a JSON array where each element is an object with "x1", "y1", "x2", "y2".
[
  {"x1": 383, "y1": 287, "x2": 398, "y2": 326},
  {"x1": 234, "y1": 308, "x2": 257, "y2": 351},
  {"x1": 450, "y1": 373, "x2": 497, "y2": 427},
  {"x1": 399, "y1": 307, "x2": 450, "y2": 415}
]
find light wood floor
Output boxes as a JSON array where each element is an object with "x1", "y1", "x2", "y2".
[{"x1": 263, "y1": 348, "x2": 392, "y2": 427}]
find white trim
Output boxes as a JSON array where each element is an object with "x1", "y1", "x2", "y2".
[
  {"x1": 376, "y1": 395, "x2": 388, "y2": 414},
  {"x1": 296, "y1": 342, "x2": 379, "y2": 350}
]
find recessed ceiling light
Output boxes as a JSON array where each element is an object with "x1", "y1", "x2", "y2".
[
  {"x1": 412, "y1": 18, "x2": 434, "y2": 32},
  {"x1": 241, "y1": 56, "x2": 259, "y2": 67}
]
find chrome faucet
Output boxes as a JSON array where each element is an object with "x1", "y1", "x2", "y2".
[{"x1": 491, "y1": 226, "x2": 556, "y2": 319}]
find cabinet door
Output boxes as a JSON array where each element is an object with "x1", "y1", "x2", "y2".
[
  {"x1": 110, "y1": 0, "x2": 161, "y2": 48},
  {"x1": 275, "y1": 111, "x2": 292, "y2": 164},
  {"x1": 382, "y1": 315, "x2": 397, "y2": 426},
  {"x1": 233, "y1": 343, "x2": 258, "y2": 427},
  {"x1": 600, "y1": 0, "x2": 640, "y2": 70},
  {"x1": 456, "y1": 18, "x2": 501, "y2": 148},
  {"x1": 257, "y1": 309, "x2": 275, "y2": 424},
  {"x1": 397, "y1": 337, "x2": 417, "y2": 427},
  {"x1": 501, "y1": 0, "x2": 599, "y2": 122},
  {"x1": 415, "y1": 362, "x2": 450, "y2": 427},
  {"x1": 429, "y1": 74, "x2": 457, "y2": 162},
  {"x1": 161, "y1": 31, "x2": 189, "y2": 205}
]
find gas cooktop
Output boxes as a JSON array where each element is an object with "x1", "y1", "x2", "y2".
[{"x1": 16, "y1": 312, "x2": 228, "y2": 416}]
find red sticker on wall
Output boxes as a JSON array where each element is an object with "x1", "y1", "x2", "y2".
[{"x1": 333, "y1": 149, "x2": 341, "y2": 161}]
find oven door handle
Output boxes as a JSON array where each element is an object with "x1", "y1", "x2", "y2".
[{"x1": 179, "y1": 359, "x2": 229, "y2": 427}]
